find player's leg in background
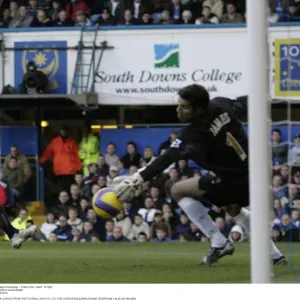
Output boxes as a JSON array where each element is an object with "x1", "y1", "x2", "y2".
[
  {"x1": 0, "y1": 205, "x2": 19, "y2": 239},
  {"x1": 171, "y1": 177, "x2": 228, "y2": 248},
  {"x1": 225, "y1": 204, "x2": 286, "y2": 264}
]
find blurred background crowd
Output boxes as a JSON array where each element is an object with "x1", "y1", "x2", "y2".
[
  {"x1": 1, "y1": 124, "x2": 300, "y2": 244},
  {"x1": 0, "y1": 0, "x2": 300, "y2": 28}
]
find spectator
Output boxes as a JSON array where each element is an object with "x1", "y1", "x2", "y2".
[
  {"x1": 31, "y1": 9, "x2": 52, "y2": 26},
  {"x1": 151, "y1": 227, "x2": 172, "y2": 242},
  {"x1": 107, "y1": 226, "x2": 130, "y2": 242},
  {"x1": 291, "y1": 209, "x2": 300, "y2": 228},
  {"x1": 292, "y1": 154, "x2": 300, "y2": 176},
  {"x1": 91, "y1": 184, "x2": 100, "y2": 198},
  {"x1": 143, "y1": 147, "x2": 156, "y2": 164},
  {"x1": 195, "y1": 5, "x2": 219, "y2": 24},
  {"x1": 74, "y1": 172, "x2": 84, "y2": 191},
  {"x1": 0, "y1": 170, "x2": 7, "y2": 206},
  {"x1": 165, "y1": 168, "x2": 179, "y2": 199},
  {"x1": 72, "y1": 228, "x2": 81, "y2": 242},
  {"x1": 150, "y1": 212, "x2": 171, "y2": 239},
  {"x1": 97, "y1": 176, "x2": 107, "y2": 189},
  {"x1": 162, "y1": 203, "x2": 178, "y2": 230},
  {"x1": 75, "y1": 10, "x2": 92, "y2": 26},
  {"x1": 271, "y1": 129, "x2": 288, "y2": 164},
  {"x1": 9, "y1": 0, "x2": 19, "y2": 18},
  {"x1": 272, "y1": 214, "x2": 300, "y2": 242},
  {"x1": 181, "y1": 10, "x2": 193, "y2": 23},
  {"x1": 159, "y1": 10, "x2": 174, "y2": 24},
  {"x1": 95, "y1": 8, "x2": 115, "y2": 25},
  {"x1": 67, "y1": 207, "x2": 83, "y2": 232},
  {"x1": 97, "y1": 155, "x2": 110, "y2": 177},
  {"x1": 202, "y1": 0, "x2": 224, "y2": 19},
  {"x1": 122, "y1": 141, "x2": 141, "y2": 169},
  {"x1": 229, "y1": 225, "x2": 244, "y2": 243},
  {"x1": 69, "y1": 183, "x2": 81, "y2": 207},
  {"x1": 51, "y1": 190, "x2": 70, "y2": 218},
  {"x1": 40, "y1": 212, "x2": 57, "y2": 240},
  {"x1": 188, "y1": 222, "x2": 203, "y2": 241},
  {"x1": 149, "y1": 185, "x2": 165, "y2": 210},
  {"x1": 138, "y1": 197, "x2": 158, "y2": 225},
  {"x1": 84, "y1": 163, "x2": 99, "y2": 195},
  {"x1": 53, "y1": 215, "x2": 73, "y2": 242},
  {"x1": 4, "y1": 145, "x2": 31, "y2": 183},
  {"x1": 279, "y1": 1, "x2": 300, "y2": 22},
  {"x1": 215, "y1": 216, "x2": 231, "y2": 238},
  {"x1": 39, "y1": 126, "x2": 81, "y2": 191},
  {"x1": 50, "y1": 0, "x2": 63, "y2": 21},
  {"x1": 0, "y1": 8, "x2": 12, "y2": 28},
  {"x1": 128, "y1": 214, "x2": 150, "y2": 240},
  {"x1": 106, "y1": 165, "x2": 119, "y2": 187},
  {"x1": 177, "y1": 160, "x2": 193, "y2": 178},
  {"x1": 85, "y1": 208, "x2": 105, "y2": 239},
  {"x1": 65, "y1": 0, "x2": 89, "y2": 21},
  {"x1": 129, "y1": 165, "x2": 138, "y2": 176},
  {"x1": 279, "y1": 164, "x2": 290, "y2": 184},
  {"x1": 129, "y1": 0, "x2": 146, "y2": 20},
  {"x1": 104, "y1": 143, "x2": 119, "y2": 167},
  {"x1": 79, "y1": 221, "x2": 94, "y2": 242},
  {"x1": 27, "y1": 0, "x2": 39, "y2": 17},
  {"x1": 78, "y1": 197, "x2": 90, "y2": 219},
  {"x1": 104, "y1": 0, "x2": 124, "y2": 24},
  {"x1": 293, "y1": 172, "x2": 300, "y2": 186},
  {"x1": 289, "y1": 184, "x2": 300, "y2": 203},
  {"x1": 289, "y1": 134, "x2": 300, "y2": 164},
  {"x1": 105, "y1": 219, "x2": 114, "y2": 240},
  {"x1": 4, "y1": 157, "x2": 24, "y2": 198},
  {"x1": 53, "y1": 9, "x2": 74, "y2": 26},
  {"x1": 116, "y1": 158, "x2": 128, "y2": 176},
  {"x1": 119, "y1": 9, "x2": 138, "y2": 25},
  {"x1": 170, "y1": 0, "x2": 183, "y2": 22},
  {"x1": 220, "y1": 2, "x2": 244, "y2": 23},
  {"x1": 137, "y1": 232, "x2": 148, "y2": 243},
  {"x1": 272, "y1": 175, "x2": 287, "y2": 200},
  {"x1": 49, "y1": 232, "x2": 58, "y2": 242},
  {"x1": 174, "y1": 213, "x2": 190, "y2": 238},
  {"x1": 113, "y1": 209, "x2": 132, "y2": 237},
  {"x1": 140, "y1": 12, "x2": 152, "y2": 24}
]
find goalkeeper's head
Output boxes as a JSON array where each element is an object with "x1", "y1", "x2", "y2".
[{"x1": 177, "y1": 84, "x2": 210, "y2": 122}]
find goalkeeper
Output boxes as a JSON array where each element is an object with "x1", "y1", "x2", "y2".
[{"x1": 113, "y1": 84, "x2": 286, "y2": 266}]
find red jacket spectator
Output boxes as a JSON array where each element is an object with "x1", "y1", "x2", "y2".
[
  {"x1": 39, "y1": 135, "x2": 81, "y2": 176},
  {"x1": 66, "y1": 0, "x2": 89, "y2": 21},
  {"x1": 0, "y1": 185, "x2": 7, "y2": 206}
]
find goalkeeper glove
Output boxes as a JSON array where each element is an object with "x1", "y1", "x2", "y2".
[{"x1": 113, "y1": 173, "x2": 144, "y2": 202}]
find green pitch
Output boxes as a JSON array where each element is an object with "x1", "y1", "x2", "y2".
[{"x1": 0, "y1": 242, "x2": 299, "y2": 283}]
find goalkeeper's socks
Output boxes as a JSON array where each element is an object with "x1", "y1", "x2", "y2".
[
  {"x1": 234, "y1": 208, "x2": 282, "y2": 260},
  {"x1": 179, "y1": 197, "x2": 227, "y2": 248},
  {"x1": 0, "y1": 206, "x2": 18, "y2": 239}
]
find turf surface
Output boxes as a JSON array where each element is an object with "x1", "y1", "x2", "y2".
[{"x1": 0, "y1": 242, "x2": 299, "y2": 283}]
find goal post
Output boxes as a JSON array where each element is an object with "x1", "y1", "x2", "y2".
[{"x1": 247, "y1": 0, "x2": 272, "y2": 283}]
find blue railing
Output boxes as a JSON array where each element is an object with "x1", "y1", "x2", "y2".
[{"x1": 0, "y1": 22, "x2": 300, "y2": 33}]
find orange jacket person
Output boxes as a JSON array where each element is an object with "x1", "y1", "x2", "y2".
[{"x1": 39, "y1": 126, "x2": 81, "y2": 191}]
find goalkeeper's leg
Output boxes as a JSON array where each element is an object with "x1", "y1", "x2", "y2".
[
  {"x1": 226, "y1": 205, "x2": 287, "y2": 265},
  {"x1": 171, "y1": 178, "x2": 234, "y2": 266},
  {"x1": 0, "y1": 206, "x2": 37, "y2": 249}
]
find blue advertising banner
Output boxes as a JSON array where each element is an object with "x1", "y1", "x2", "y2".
[{"x1": 14, "y1": 41, "x2": 67, "y2": 94}]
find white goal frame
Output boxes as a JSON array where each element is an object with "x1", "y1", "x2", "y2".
[{"x1": 247, "y1": 0, "x2": 272, "y2": 283}]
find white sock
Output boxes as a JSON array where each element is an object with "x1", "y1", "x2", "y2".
[
  {"x1": 179, "y1": 197, "x2": 227, "y2": 248},
  {"x1": 234, "y1": 208, "x2": 282, "y2": 260}
]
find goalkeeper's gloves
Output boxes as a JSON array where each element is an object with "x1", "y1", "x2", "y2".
[{"x1": 112, "y1": 173, "x2": 144, "y2": 202}]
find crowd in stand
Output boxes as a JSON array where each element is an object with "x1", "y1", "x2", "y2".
[
  {"x1": 0, "y1": 0, "x2": 299, "y2": 29},
  {"x1": 1, "y1": 124, "x2": 300, "y2": 244}
]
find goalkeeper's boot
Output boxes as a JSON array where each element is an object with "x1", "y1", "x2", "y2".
[
  {"x1": 10, "y1": 225, "x2": 37, "y2": 249},
  {"x1": 200, "y1": 241, "x2": 235, "y2": 266},
  {"x1": 273, "y1": 256, "x2": 288, "y2": 266}
]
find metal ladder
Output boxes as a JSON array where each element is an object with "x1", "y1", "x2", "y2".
[{"x1": 71, "y1": 24, "x2": 99, "y2": 94}]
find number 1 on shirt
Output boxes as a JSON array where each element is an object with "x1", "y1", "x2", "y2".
[{"x1": 226, "y1": 132, "x2": 247, "y2": 161}]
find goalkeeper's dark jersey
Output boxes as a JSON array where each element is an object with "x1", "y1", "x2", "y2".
[{"x1": 140, "y1": 96, "x2": 248, "y2": 182}]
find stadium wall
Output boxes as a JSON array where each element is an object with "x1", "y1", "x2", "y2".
[{"x1": 1, "y1": 24, "x2": 300, "y2": 104}]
